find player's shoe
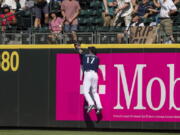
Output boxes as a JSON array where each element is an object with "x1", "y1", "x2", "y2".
[
  {"x1": 87, "y1": 105, "x2": 95, "y2": 113},
  {"x1": 96, "y1": 108, "x2": 102, "y2": 114}
]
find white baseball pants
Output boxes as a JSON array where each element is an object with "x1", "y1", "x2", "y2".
[{"x1": 83, "y1": 70, "x2": 102, "y2": 109}]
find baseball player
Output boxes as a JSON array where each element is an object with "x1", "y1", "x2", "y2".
[{"x1": 74, "y1": 42, "x2": 103, "y2": 114}]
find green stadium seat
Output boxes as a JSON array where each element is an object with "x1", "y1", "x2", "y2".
[
  {"x1": 96, "y1": 26, "x2": 110, "y2": 32},
  {"x1": 88, "y1": 17, "x2": 94, "y2": 24},
  {"x1": 110, "y1": 26, "x2": 124, "y2": 32},
  {"x1": 87, "y1": 9, "x2": 94, "y2": 16},
  {"x1": 90, "y1": 1, "x2": 102, "y2": 8},
  {"x1": 93, "y1": 18, "x2": 103, "y2": 25},
  {"x1": 92, "y1": 9, "x2": 103, "y2": 16},
  {"x1": 78, "y1": 26, "x2": 90, "y2": 32},
  {"x1": 78, "y1": 18, "x2": 84, "y2": 24},
  {"x1": 80, "y1": 9, "x2": 87, "y2": 16}
]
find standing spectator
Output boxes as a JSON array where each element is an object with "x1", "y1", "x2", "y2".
[
  {"x1": 48, "y1": 11, "x2": 64, "y2": 43},
  {"x1": 1, "y1": 0, "x2": 26, "y2": 12},
  {"x1": 153, "y1": 0, "x2": 177, "y2": 43},
  {"x1": 174, "y1": 0, "x2": 180, "y2": 4},
  {"x1": 0, "y1": 5, "x2": 16, "y2": 31},
  {"x1": 113, "y1": 0, "x2": 133, "y2": 27},
  {"x1": 134, "y1": 0, "x2": 153, "y2": 18},
  {"x1": 34, "y1": 0, "x2": 49, "y2": 28},
  {"x1": 14, "y1": 0, "x2": 26, "y2": 11},
  {"x1": 0, "y1": 0, "x2": 3, "y2": 13},
  {"x1": 61, "y1": 0, "x2": 81, "y2": 42},
  {"x1": 102, "y1": 0, "x2": 117, "y2": 26}
]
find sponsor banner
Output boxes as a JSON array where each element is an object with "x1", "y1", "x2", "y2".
[
  {"x1": 130, "y1": 26, "x2": 157, "y2": 43},
  {"x1": 56, "y1": 53, "x2": 180, "y2": 122}
]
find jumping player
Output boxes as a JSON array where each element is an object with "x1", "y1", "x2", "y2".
[{"x1": 74, "y1": 42, "x2": 103, "y2": 114}]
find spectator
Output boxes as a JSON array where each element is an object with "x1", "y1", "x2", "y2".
[
  {"x1": 48, "y1": 11, "x2": 64, "y2": 43},
  {"x1": 174, "y1": 0, "x2": 180, "y2": 4},
  {"x1": 0, "y1": 0, "x2": 3, "y2": 13},
  {"x1": 24, "y1": 0, "x2": 34, "y2": 9},
  {"x1": 0, "y1": 5, "x2": 16, "y2": 32},
  {"x1": 134, "y1": 0, "x2": 153, "y2": 18},
  {"x1": 61, "y1": 0, "x2": 81, "y2": 42},
  {"x1": 153, "y1": 0, "x2": 177, "y2": 43},
  {"x1": 34, "y1": 0, "x2": 49, "y2": 28},
  {"x1": 49, "y1": 0, "x2": 62, "y2": 13},
  {"x1": 117, "y1": 15, "x2": 144, "y2": 43},
  {"x1": 146, "y1": 3, "x2": 159, "y2": 26},
  {"x1": 113, "y1": 0, "x2": 133, "y2": 27},
  {"x1": 1, "y1": 0, "x2": 26, "y2": 12},
  {"x1": 0, "y1": 0, "x2": 3, "y2": 6},
  {"x1": 14, "y1": 0, "x2": 26, "y2": 11},
  {"x1": 102, "y1": 0, "x2": 117, "y2": 26}
]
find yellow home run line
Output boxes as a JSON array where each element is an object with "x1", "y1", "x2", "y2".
[{"x1": 0, "y1": 44, "x2": 179, "y2": 49}]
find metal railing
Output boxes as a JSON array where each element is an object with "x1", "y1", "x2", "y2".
[{"x1": 0, "y1": 31, "x2": 179, "y2": 44}]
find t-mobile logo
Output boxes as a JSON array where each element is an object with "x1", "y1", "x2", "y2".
[{"x1": 80, "y1": 65, "x2": 106, "y2": 94}]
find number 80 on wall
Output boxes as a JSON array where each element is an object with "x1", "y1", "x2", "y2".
[{"x1": 0, "y1": 51, "x2": 19, "y2": 72}]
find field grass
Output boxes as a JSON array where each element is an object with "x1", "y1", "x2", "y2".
[{"x1": 0, "y1": 130, "x2": 179, "y2": 135}]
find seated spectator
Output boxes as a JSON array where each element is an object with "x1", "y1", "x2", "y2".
[
  {"x1": 0, "y1": 5, "x2": 16, "y2": 32},
  {"x1": 61, "y1": 0, "x2": 81, "y2": 42},
  {"x1": 102, "y1": 0, "x2": 117, "y2": 26},
  {"x1": 48, "y1": 11, "x2": 64, "y2": 43},
  {"x1": 34, "y1": 0, "x2": 49, "y2": 28},
  {"x1": 113, "y1": 0, "x2": 133, "y2": 27},
  {"x1": 117, "y1": 15, "x2": 144, "y2": 43}
]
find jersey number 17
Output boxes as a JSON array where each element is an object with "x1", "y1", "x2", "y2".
[{"x1": 87, "y1": 57, "x2": 95, "y2": 64}]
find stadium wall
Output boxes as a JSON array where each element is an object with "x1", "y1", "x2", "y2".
[{"x1": 0, "y1": 44, "x2": 180, "y2": 130}]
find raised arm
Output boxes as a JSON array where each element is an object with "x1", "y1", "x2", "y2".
[
  {"x1": 153, "y1": 0, "x2": 161, "y2": 8},
  {"x1": 74, "y1": 43, "x2": 83, "y2": 54},
  {"x1": 103, "y1": 0, "x2": 109, "y2": 14},
  {"x1": 115, "y1": 0, "x2": 131, "y2": 14}
]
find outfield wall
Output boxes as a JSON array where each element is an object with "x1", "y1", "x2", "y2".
[{"x1": 0, "y1": 44, "x2": 180, "y2": 130}]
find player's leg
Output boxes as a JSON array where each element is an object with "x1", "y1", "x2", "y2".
[
  {"x1": 91, "y1": 72, "x2": 102, "y2": 113},
  {"x1": 83, "y1": 71, "x2": 95, "y2": 110}
]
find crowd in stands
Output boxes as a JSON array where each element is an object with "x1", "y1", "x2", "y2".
[{"x1": 0, "y1": 0, "x2": 179, "y2": 43}]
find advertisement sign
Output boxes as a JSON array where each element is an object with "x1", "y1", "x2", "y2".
[{"x1": 56, "y1": 53, "x2": 180, "y2": 122}]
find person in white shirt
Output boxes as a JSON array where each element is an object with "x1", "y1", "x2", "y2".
[
  {"x1": 113, "y1": 0, "x2": 133, "y2": 26},
  {"x1": 153, "y1": 0, "x2": 177, "y2": 43},
  {"x1": 1, "y1": 0, "x2": 26, "y2": 11}
]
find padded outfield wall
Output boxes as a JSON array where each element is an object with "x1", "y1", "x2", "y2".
[{"x1": 0, "y1": 44, "x2": 180, "y2": 130}]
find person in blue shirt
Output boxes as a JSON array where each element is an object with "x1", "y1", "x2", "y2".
[{"x1": 74, "y1": 42, "x2": 103, "y2": 114}]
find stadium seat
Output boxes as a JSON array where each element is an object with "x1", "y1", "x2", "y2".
[
  {"x1": 96, "y1": 26, "x2": 110, "y2": 32},
  {"x1": 80, "y1": 9, "x2": 87, "y2": 16},
  {"x1": 90, "y1": 0, "x2": 102, "y2": 8},
  {"x1": 93, "y1": 18, "x2": 103, "y2": 25}
]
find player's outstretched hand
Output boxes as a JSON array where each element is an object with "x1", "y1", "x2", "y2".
[
  {"x1": 74, "y1": 41, "x2": 83, "y2": 54},
  {"x1": 74, "y1": 41, "x2": 81, "y2": 49}
]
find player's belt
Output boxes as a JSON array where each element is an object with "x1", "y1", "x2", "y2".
[{"x1": 84, "y1": 70, "x2": 97, "y2": 72}]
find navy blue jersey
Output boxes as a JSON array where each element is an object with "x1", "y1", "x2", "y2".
[{"x1": 80, "y1": 53, "x2": 99, "y2": 72}]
